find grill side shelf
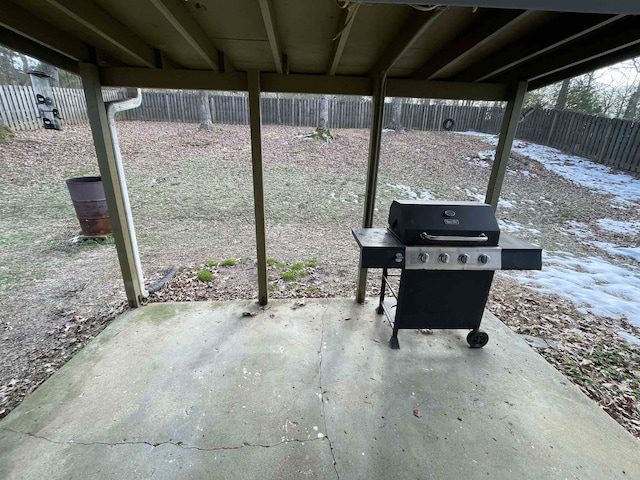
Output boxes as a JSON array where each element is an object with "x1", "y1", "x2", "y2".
[
  {"x1": 352, "y1": 228, "x2": 405, "y2": 268},
  {"x1": 499, "y1": 234, "x2": 542, "y2": 270}
]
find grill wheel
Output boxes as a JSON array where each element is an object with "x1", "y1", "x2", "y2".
[{"x1": 467, "y1": 329, "x2": 489, "y2": 348}]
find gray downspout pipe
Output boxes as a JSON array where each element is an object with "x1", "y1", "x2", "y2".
[{"x1": 105, "y1": 88, "x2": 148, "y2": 298}]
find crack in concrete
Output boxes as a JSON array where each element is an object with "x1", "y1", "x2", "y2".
[
  {"x1": 318, "y1": 309, "x2": 340, "y2": 480},
  {"x1": 1, "y1": 427, "x2": 324, "y2": 452}
]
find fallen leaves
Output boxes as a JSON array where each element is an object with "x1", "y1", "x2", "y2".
[
  {"x1": 291, "y1": 299, "x2": 306, "y2": 310},
  {"x1": 489, "y1": 274, "x2": 640, "y2": 439}
]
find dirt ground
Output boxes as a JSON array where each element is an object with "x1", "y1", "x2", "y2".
[{"x1": 1, "y1": 122, "x2": 638, "y2": 438}]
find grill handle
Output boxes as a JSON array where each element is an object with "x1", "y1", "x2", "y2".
[{"x1": 419, "y1": 232, "x2": 489, "y2": 243}]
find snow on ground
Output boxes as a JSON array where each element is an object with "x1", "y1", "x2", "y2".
[
  {"x1": 459, "y1": 131, "x2": 640, "y2": 336},
  {"x1": 597, "y1": 218, "x2": 640, "y2": 235},
  {"x1": 459, "y1": 131, "x2": 640, "y2": 206},
  {"x1": 507, "y1": 251, "x2": 640, "y2": 324},
  {"x1": 387, "y1": 184, "x2": 434, "y2": 200}
]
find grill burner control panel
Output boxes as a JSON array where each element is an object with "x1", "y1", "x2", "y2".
[{"x1": 404, "y1": 246, "x2": 502, "y2": 270}]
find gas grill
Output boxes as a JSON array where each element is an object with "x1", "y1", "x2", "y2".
[{"x1": 353, "y1": 200, "x2": 542, "y2": 349}]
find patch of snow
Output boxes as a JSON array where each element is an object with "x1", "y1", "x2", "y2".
[
  {"x1": 618, "y1": 330, "x2": 640, "y2": 346},
  {"x1": 388, "y1": 183, "x2": 433, "y2": 200},
  {"x1": 388, "y1": 183, "x2": 418, "y2": 199},
  {"x1": 477, "y1": 150, "x2": 495, "y2": 161},
  {"x1": 419, "y1": 191, "x2": 434, "y2": 200},
  {"x1": 459, "y1": 132, "x2": 640, "y2": 206},
  {"x1": 592, "y1": 241, "x2": 640, "y2": 262},
  {"x1": 559, "y1": 221, "x2": 591, "y2": 239},
  {"x1": 498, "y1": 219, "x2": 524, "y2": 233},
  {"x1": 597, "y1": 218, "x2": 640, "y2": 235},
  {"x1": 510, "y1": 251, "x2": 640, "y2": 326},
  {"x1": 463, "y1": 188, "x2": 485, "y2": 202}
]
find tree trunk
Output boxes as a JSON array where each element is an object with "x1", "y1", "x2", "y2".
[
  {"x1": 313, "y1": 94, "x2": 333, "y2": 141},
  {"x1": 317, "y1": 94, "x2": 330, "y2": 131},
  {"x1": 387, "y1": 97, "x2": 403, "y2": 130},
  {"x1": 623, "y1": 83, "x2": 640, "y2": 120},
  {"x1": 555, "y1": 79, "x2": 570, "y2": 110},
  {"x1": 42, "y1": 63, "x2": 60, "y2": 88},
  {"x1": 199, "y1": 90, "x2": 213, "y2": 130}
]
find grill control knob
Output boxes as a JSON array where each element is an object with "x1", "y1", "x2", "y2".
[
  {"x1": 418, "y1": 253, "x2": 429, "y2": 263},
  {"x1": 438, "y1": 253, "x2": 450, "y2": 264},
  {"x1": 458, "y1": 254, "x2": 470, "y2": 264},
  {"x1": 395, "y1": 253, "x2": 404, "y2": 263},
  {"x1": 478, "y1": 254, "x2": 490, "y2": 264}
]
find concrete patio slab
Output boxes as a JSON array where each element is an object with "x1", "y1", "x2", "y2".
[{"x1": 1, "y1": 299, "x2": 638, "y2": 479}]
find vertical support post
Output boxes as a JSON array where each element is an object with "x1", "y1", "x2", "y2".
[
  {"x1": 356, "y1": 74, "x2": 387, "y2": 304},
  {"x1": 485, "y1": 81, "x2": 527, "y2": 210},
  {"x1": 79, "y1": 63, "x2": 142, "y2": 307},
  {"x1": 247, "y1": 70, "x2": 268, "y2": 306}
]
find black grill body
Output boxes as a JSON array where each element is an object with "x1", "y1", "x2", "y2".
[
  {"x1": 389, "y1": 200, "x2": 500, "y2": 246},
  {"x1": 353, "y1": 200, "x2": 542, "y2": 349}
]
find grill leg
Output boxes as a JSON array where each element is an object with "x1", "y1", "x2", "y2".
[
  {"x1": 389, "y1": 325, "x2": 400, "y2": 349},
  {"x1": 376, "y1": 268, "x2": 387, "y2": 314}
]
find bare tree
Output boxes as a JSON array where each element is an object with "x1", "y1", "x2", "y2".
[
  {"x1": 623, "y1": 58, "x2": 640, "y2": 120},
  {"x1": 555, "y1": 79, "x2": 570, "y2": 110},
  {"x1": 41, "y1": 63, "x2": 60, "y2": 88},
  {"x1": 311, "y1": 94, "x2": 333, "y2": 142},
  {"x1": 387, "y1": 97, "x2": 403, "y2": 130},
  {"x1": 199, "y1": 90, "x2": 213, "y2": 130}
]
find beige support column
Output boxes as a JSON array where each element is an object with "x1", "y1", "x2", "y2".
[
  {"x1": 247, "y1": 70, "x2": 269, "y2": 306},
  {"x1": 79, "y1": 63, "x2": 142, "y2": 307},
  {"x1": 356, "y1": 74, "x2": 387, "y2": 303},
  {"x1": 485, "y1": 81, "x2": 528, "y2": 210}
]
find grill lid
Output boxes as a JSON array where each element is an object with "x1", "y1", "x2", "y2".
[{"x1": 388, "y1": 200, "x2": 500, "y2": 246}]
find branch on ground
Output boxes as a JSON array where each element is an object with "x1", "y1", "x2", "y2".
[{"x1": 300, "y1": 127, "x2": 335, "y2": 143}]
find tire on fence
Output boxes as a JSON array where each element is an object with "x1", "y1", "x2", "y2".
[{"x1": 442, "y1": 118, "x2": 455, "y2": 131}]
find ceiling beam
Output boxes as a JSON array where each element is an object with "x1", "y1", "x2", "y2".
[
  {"x1": 0, "y1": 1, "x2": 91, "y2": 62},
  {"x1": 327, "y1": 4, "x2": 358, "y2": 75},
  {"x1": 257, "y1": 0, "x2": 284, "y2": 74},
  {"x1": 386, "y1": 79, "x2": 509, "y2": 101},
  {"x1": 98, "y1": 66, "x2": 509, "y2": 100},
  {"x1": 149, "y1": 0, "x2": 226, "y2": 71},
  {"x1": 369, "y1": 9, "x2": 444, "y2": 76},
  {"x1": 355, "y1": 1, "x2": 640, "y2": 15},
  {"x1": 529, "y1": 43, "x2": 640, "y2": 90},
  {"x1": 43, "y1": 0, "x2": 157, "y2": 68},
  {"x1": 494, "y1": 17, "x2": 640, "y2": 83},
  {"x1": 0, "y1": 26, "x2": 80, "y2": 73},
  {"x1": 411, "y1": 10, "x2": 530, "y2": 80},
  {"x1": 457, "y1": 14, "x2": 623, "y2": 82},
  {"x1": 99, "y1": 68, "x2": 247, "y2": 91}
]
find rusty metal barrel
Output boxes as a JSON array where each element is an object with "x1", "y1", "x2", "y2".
[{"x1": 65, "y1": 176, "x2": 112, "y2": 236}]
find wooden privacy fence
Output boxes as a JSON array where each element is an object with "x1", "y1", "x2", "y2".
[
  {"x1": 516, "y1": 109, "x2": 640, "y2": 173},
  {"x1": 1, "y1": 85, "x2": 638, "y2": 173},
  {"x1": 0, "y1": 85, "x2": 121, "y2": 130}
]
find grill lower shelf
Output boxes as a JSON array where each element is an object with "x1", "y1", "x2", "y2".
[{"x1": 377, "y1": 267, "x2": 494, "y2": 348}]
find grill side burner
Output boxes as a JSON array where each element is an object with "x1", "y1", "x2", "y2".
[{"x1": 353, "y1": 201, "x2": 542, "y2": 349}]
